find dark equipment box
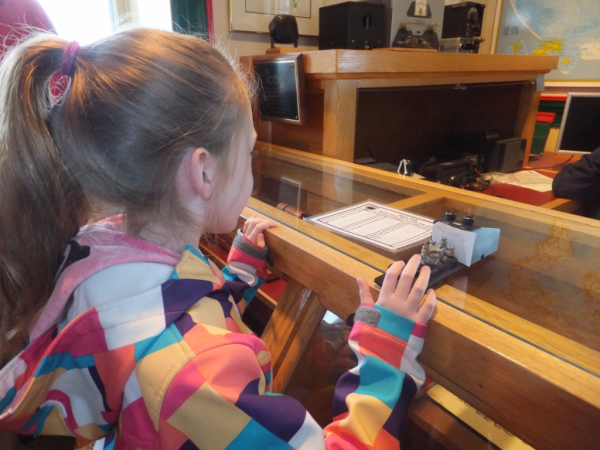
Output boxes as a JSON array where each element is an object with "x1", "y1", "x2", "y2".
[
  {"x1": 319, "y1": 2, "x2": 386, "y2": 50},
  {"x1": 442, "y1": 1, "x2": 485, "y2": 39}
]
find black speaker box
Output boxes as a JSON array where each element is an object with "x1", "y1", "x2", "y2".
[
  {"x1": 319, "y1": 2, "x2": 386, "y2": 50},
  {"x1": 442, "y1": 1, "x2": 485, "y2": 39},
  {"x1": 488, "y1": 138, "x2": 527, "y2": 173}
]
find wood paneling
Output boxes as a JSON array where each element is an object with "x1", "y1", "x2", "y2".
[
  {"x1": 257, "y1": 91, "x2": 325, "y2": 155},
  {"x1": 247, "y1": 51, "x2": 557, "y2": 163},
  {"x1": 420, "y1": 299, "x2": 600, "y2": 450},
  {"x1": 261, "y1": 280, "x2": 326, "y2": 392},
  {"x1": 322, "y1": 80, "x2": 358, "y2": 162},
  {"x1": 408, "y1": 396, "x2": 494, "y2": 450},
  {"x1": 354, "y1": 82, "x2": 526, "y2": 169},
  {"x1": 514, "y1": 80, "x2": 541, "y2": 167},
  {"x1": 301, "y1": 50, "x2": 557, "y2": 77},
  {"x1": 436, "y1": 285, "x2": 600, "y2": 376}
]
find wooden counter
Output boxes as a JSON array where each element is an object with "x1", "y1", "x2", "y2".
[
  {"x1": 242, "y1": 50, "x2": 558, "y2": 168},
  {"x1": 205, "y1": 144, "x2": 600, "y2": 450}
]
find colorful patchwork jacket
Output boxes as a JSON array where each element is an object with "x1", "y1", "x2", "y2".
[{"x1": 0, "y1": 217, "x2": 429, "y2": 449}]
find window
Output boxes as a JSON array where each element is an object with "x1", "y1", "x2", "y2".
[{"x1": 37, "y1": 0, "x2": 115, "y2": 45}]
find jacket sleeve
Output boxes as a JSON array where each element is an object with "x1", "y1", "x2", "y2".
[
  {"x1": 221, "y1": 230, "x2": 269, "y2": 314},
  {"x1": 323, "y1": 303, "x2": 428, "y2": 449},
  {"x1": 157, "y1": 303, "x2": 427, "y2": 450},
  {"x1": 552, "y1": 147, "x2": 600, "y2": 202}
]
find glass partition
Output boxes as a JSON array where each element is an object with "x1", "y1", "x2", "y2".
[{"x1": 249, "y1": 144, "x2": 600, "y2": 379}]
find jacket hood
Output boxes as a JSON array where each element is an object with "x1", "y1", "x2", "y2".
[{"x1": 30, "y1": 216, "x2": 182, "y2": 341}]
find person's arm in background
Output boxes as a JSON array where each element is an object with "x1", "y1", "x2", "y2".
[{"x1": 552, "y1": 147, "x2": 600, "y2": 203}]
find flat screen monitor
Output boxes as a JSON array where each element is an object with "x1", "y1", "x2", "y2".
[{"x1": 556, "y1": 93, "x2": 600, "y2": 155}]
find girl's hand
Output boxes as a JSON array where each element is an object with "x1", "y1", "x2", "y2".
[
  {"x1": 356, "y1": 254, "x2": 437, "y2": 324},
  {"x1": 242, "y1": 216, "x2": 277, "y2": 248}
]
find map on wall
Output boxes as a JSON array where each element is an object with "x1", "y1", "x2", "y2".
[{"x1": 496, "y1": 0, "x2": 600, "y2": 84}]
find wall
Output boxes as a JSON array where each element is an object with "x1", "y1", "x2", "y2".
[
  {"x1": 213, "y1": 2, "x2": 318, "y2": 59},
  {"x1": 213, "y1": 0, "x2": 501, "y2": 57},
  {"x1": 129, "y1": 0, "x2": 172, "y2": 31},
  {"x1": 125, "y1": 0, "x2": 598, "y2": 95},
  {"x1": 484, "y1": 0, "x2": 599, "y2": 94},
  {"x1": 120, "y1": 1, "x2": 499, "y2": 57}
]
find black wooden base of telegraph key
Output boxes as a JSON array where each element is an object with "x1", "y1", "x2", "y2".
[{"x1": 374, "y1": 256, "x2": 465, "y2": 289}]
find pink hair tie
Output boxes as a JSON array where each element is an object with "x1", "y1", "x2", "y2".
[{"x1": 61, "y1": 41, "x2": 80, "y2": 77}]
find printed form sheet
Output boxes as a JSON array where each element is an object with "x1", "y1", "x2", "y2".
[{"x1": 306, "y1": 201, "x2": 433, "y2": 252}]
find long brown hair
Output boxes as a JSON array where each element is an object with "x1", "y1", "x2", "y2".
[{"x1": 0, "y1": 29, "x2": 250, "y2": 364}]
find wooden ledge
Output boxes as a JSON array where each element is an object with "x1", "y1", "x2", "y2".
[{"x1": 300, "y1": 50, "x2": 558, "y2": 77}]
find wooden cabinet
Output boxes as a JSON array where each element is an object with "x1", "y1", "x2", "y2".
[{"x1": 243, "y1": 50, "x2": 558, "y2": 167}]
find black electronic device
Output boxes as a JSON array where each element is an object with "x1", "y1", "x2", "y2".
[
  {"x1": 374, "y1": 210, "x2": 500, "y2": 289},
  {"x1": 420, "y1": 158, "x2": 477, "y2": 187},
  {"x1": 374, "y1": 216, "x2": 465, "y2": 288},
  {"x1": 374, "y1": 255, "x2": 463, "y2": 288},
  {"x1": 269, "y1": 14, "x2": 299, "y2": 48},
  {"x1": 446, "y1": 129, "x2": 498, "y2": 158},
  {"x1": 442, "y1": 2, "x2": 485, "y2": 39},
  {"x1": 439, "y1": 37, "x2": 483, "y2": 53},
  {"x1": 390, "y1": 0, "x2": 445, "y2": 50},
  {"x1": 319, "y1": 2, "x2": 385, "y2": 50},
  {"x1": 556, "y1": 93, "x2": 600, "y2": 155},
  {"x1": 487, "y1": 137, "x2": 527, "y2": 173},
  {"x1": 446, "y1": 130, "x2": 525, "y2": 173}
]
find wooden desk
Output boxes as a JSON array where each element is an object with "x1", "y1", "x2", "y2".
[
  {"x1": 526, "y1": 152, "x2": 580, "y2": 174},
  {"x1": 242, "y1": 50, "x2": 558, "y2": 167},
  {"x1": 520, "y1": 153, "x2": 582, "y2": 213}
]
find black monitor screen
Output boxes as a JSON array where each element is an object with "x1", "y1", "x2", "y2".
[{"x1": 558, "y1": 95, "x2": 600, "y2": 154}]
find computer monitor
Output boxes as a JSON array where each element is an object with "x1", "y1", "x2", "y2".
[{"x1": 556, "y1": 93, "x2": 600, "y2": 155}]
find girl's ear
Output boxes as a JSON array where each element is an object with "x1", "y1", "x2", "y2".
[{"x1": 189, "y1": 147, "x2": 214, "y2": 201}]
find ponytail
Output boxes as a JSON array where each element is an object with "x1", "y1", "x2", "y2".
[{"x1": 0, "y1": 35, "x2": 88, "y2": 365}]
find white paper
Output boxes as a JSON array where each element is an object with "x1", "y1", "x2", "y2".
[
  {"x1": 512, "y1": 171, "x2": 553, "y2": 184},
  {"x1": 519, "y1": 184, "x2": 553, "y2": 192},
  {"x1": 305, "y1": 200, "x2": 433, "y2": 252},
  {"x1": 487, "y1": 171, "x2": 553, "y2": 192},
  {"x1": 432, "y1": 222, "x2": 476, "y2": 266}
]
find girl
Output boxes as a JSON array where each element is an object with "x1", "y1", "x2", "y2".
[{"x1": 0, "y1": 29, "x2": 436, "y2": 449}]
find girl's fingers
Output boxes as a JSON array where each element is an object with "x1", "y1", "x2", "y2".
[
  {"x1": 243, "y1": 216, "x2": 255, "y2": 234},
  {"x1": 380, "y1": 260, "x2": 405, "y2": 297},
  {"x1": 406, "y1": 265, "x2": 430, "y2": 309},
  {"x1": 247, "y1": 219, "x2": 277, "y2": 245},
  {"x1": 357, "y1": 278, "x2": 374, "y2": 305},
  {"x1": 256, "y1": 233, "x2": 265, "y2": 248},
  {"x1": 415, "y1": 289, "x2": 437, "y2": 324},
  {"x1": 394, "y1": 254, "x2": 422, "y2": 300},
  {"x1": 244, "y1": 219, "x2": 254, "y2": 236}
]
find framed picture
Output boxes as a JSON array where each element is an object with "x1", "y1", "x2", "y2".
[
  {"x1": 230, "y1": 0, "x2": 322, "y2": 36},
  {"x1": 251, "y1": 54, "x2": 307, "y2": 126}
]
